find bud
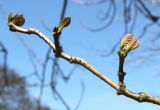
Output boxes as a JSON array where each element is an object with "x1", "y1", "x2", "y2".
[
  {"x1": 120, "y1": 34, "x2": 133, "y2": 50},
  {"x1": 8, "y1": 12, "x2": 25, "y2": 27},
  {"x1": 58, "y1": 17, "x2": 71, "y2": 33},
  {"x1": 119, "y1": 34, "x2": 139, "y2": 56}
]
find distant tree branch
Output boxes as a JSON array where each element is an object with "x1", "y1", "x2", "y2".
[
  {"x1": 74, "y1": 0, "x2": 160, "y2": 58},
  {"x1": 0, "y1": 41, "x2": 8, "y2": 86}
]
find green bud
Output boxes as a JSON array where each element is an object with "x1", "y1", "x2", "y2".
[
  {"x1": 58, "y1": 17, "x2": 71, "y2": 33},
  {"x1": 120, "y1": 34, "x2": 133, "y2": 50},
  {"x1": 119, "y1": 34, "x2": 139, "y2": 56}
]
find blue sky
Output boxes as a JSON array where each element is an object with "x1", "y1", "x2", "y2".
[{"x1": 0, "y1": 0, "x2": 160, "y2": 110}]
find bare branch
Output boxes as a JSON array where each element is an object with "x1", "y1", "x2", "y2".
[
  {"x1": 8, "y1": 21, "x2": 160, "y2": 105},
  {"x1": 80, "y1": 0, "x2": 116, "y2": 32}
]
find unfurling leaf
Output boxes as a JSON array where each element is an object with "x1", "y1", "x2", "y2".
[
  {"x1": 8, "y1": 12, "x2": 13, "y2": 23},
  {"x1": 124, "y1": 39, "x2": 139, "y2": 55},
  {"x1": 130, "y1": 39, "x2": 139, "y2": 50},
  {"x1": 8, "y1": 12, "x2": 25, "y2": 27}
]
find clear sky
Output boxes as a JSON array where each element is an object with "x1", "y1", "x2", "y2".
[{"x1": 0, "y1": 0, "x2": 160, "y2": 110}]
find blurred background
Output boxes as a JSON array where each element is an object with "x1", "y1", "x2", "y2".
[{"x1": 0, "y1": 0, "x2": 160, "y2": 110}]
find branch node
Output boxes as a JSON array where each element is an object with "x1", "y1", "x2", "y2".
[
  {"x1": 117, "y1": 72, "x2": 126, "y2": 84},
  {"x1": 69, "y1": 56, "x2": 76, "y2": 63},
  {"x1": 116, "y1": 82, "x2": 126, "y2": 95},
  {"x1": 138, "y1": 92, "x2": 149, "y2": 102},
  {"x1": 8, "y1": 22, "x2": 17, "y2": 32}
]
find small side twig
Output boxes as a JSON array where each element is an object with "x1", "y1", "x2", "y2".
[{"x1": 117, "y1": 51, "x2": 126, "y2": 95}]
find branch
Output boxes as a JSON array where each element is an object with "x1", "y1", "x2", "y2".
[
  {"x1": 80, "y1": 0, "x2": 116, "y2": 32},
  {"x1": 0, "y1": 41, "x2": 8, "y2": 86},
  {"x1": 74, "y1": 81, "x2": 85, "y2": 110},
  {"x1": 73, "y1": 0, "x2": 107, "y2": 5},
  {"x1": 137, "y1": 0, "x2": 159, "y2": 22},
  {"x1": 8, "y1": 21, "x2": 160, "y2": 105}
]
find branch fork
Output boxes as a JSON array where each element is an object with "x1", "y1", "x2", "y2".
[{"x1": 8, "y1": 13, "x2": 160, "y2": 105}]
